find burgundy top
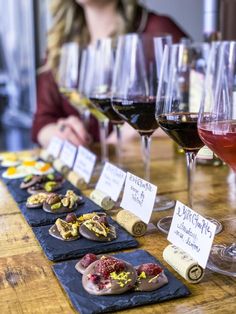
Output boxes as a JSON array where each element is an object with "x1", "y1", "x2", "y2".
[{"x1": 32, "y1": 12, "x2": 187, "y2": 144}]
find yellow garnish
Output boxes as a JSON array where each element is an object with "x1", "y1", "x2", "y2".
[
  {"x1": 7, "y1": 167, "x2": 17, "y2": 175},
  {"x1": 22, "y1": 160, "x2": 36, "y2": 167},
  {"x1": 148, "y1": 274, "x2": 160, "y2": 283},
  {"x1": 138, "y1": 271, "x2": 147, "y2": 279},
  {"x1": 39, "y1": 163, "x2": 51, "y2": 172},
  {"x1": 110, "y1": 271, "x2": 132, "y2": 287}
]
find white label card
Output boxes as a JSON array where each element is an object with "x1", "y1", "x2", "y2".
[
  {"x1": 120, "y1": 172, "x2": 157, "y2": 224},
  {"x1": 95, "y1": 162, "x2": 126, "y2": 202},
  {"x1": 60, "y1": 141, "x2": 77, "y2": 168},
  {"x1": 47, "y1": 137, "x2": 64, "y2": 158},
  {"x1": 73, "y1": 146, "x2": 96, "y2": 183},
  {"x1": 168, "y1": 201, "x2": 216, "y2": 268}
]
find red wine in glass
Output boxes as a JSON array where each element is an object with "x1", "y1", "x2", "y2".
[
  {"x1": 198, "y1": 120, "x2": 236, "y2": 172},
  {"x1": 112, "y1": 97, "x2": 159, "y2": 136},
  {"x1": 90, "y1": 97, "x2": 124, "y2": 125},
  {"x1": 158, "y1": 112, "x2": 205, "y2": 152}
]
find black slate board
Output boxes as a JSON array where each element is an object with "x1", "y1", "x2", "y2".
[
  {"x1": 53, "y1": 249, "x2": 190, "y2": 314},
  {"x1": 32, "y1": 218, "x2": 138, "y2": 261},
  {"x1": 19, "y1": 197, "x2": 103, "y2": 227}
]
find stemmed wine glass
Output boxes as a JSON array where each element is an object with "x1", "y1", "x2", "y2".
[
  {"x1": 156, "y1": 42, "x2": 222, "y2": 233},
  {"x1": 89, "y1": 38, "x2": 124, "y2": 166},
  {"x1": 112, "y1": 33, "x2": 175, "y2": 210},
  {"x1": 58, "y1": 42, "x2": 80, "y2": 94},
  {"x1": 198, "y1": 41, "x2": 236, "y2": 276}
]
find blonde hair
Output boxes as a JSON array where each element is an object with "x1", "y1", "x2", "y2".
[{"x1": 43, "y1": 0, "x2": 144, "y2": 75}]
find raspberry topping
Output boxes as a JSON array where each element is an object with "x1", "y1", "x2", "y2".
[
  {"x1": 95, "y1": 257, "x2": 126, "y2": 279},
  {"x1": 137, "y1": 263, "x2": 162, "y2": 276},
  {"x1": 80, "y1": 253, "x2": 97, "y2": 268}
]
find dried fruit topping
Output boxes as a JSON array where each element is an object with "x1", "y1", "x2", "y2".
[
  {"x1": 80, "y1": 253, "x2": 97, "y2": 268},
  {"x1": 65, "y1": 213, "x2": 77, "y2": 223},
  {"x1": 51, "y1": 202, "x2": 62, "y2": 210},
  {"x1": 44, "y1": 181, "x2": 57, "y2": 192},
  {"x1": 83, "y1": 219, "x2": 108, "y2": 237},
  {"x1": 88, "y1": 274, "x2": 101, "y2": 284},
  {"x1": 46, "y1": 193, "x2": 61, "y2": 205},
  {"x1": 46, "y1": 173, "x2": 55, "y2": 181},
  {"x1": 95, "y1": 257, "x2": 125, "y2": 279},
  {"x1": 97, "y1": 216, "x2": 109, "y2": 227},
  {"x1": 61, "y1": 190, "x2": 79, "y2": 208},
  {"x1": 136, "y1": 263, "x2": 162, "y2": 276},
  {"x1": 27, "y1": 193, "x2": 48, "y2": 205},
  {"x1": 23, "y1": 174, "x2": 33, "y2": 183}
]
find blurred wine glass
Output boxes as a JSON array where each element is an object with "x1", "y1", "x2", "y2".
[
  {"x1": 198, "y1": 41, "x2": 236, "y2": 276},
  {"x1": 112, "y1": 33, "x2": 175, "y2": 210},
  {"x1": 156, "y1": 42, "x2": 222, "y2": 232},
  {"x1": 89, "y1": 38, "x2": 124, "y2": 167}
]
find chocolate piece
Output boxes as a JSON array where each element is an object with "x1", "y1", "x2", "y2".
[
  {"x1": 42, "y1": 190, "x2": 84, "y2": 214},
  {"x1": 79, "y1": 217, "x2": 116, "y2": 242},
  {"x1": 82, "y1": 256, "x2": 137, "y2": 295},
  {"x1": 26, "y1": 193, "x2": 48, "y2": 209},
  {"x1": 49, "y1": 219, "x2": 80, "y2": 241},
  {"x1": 75, "y1": 253, "x2": 98, "y2": 274},
  {"x1": 135, "y1": 263, "x2": 168, "y2": 291},
  {"x1": 27, "y1": 181, "x2": 62, "y2": 195}
]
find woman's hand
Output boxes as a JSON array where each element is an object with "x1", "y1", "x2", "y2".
[{"x1": 38, "y1": 116, "x2": 91, "y2": 148}]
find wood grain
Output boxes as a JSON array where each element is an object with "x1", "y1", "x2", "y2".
[{"x1": 0, "y1": 138, "x2": 235, "y2": 313}]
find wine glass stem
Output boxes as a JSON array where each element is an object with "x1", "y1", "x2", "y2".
[
  {"x1": 115, "y1": 124, "x2": 122, "y2": 167},
  {"x1": 141, "y1": 135, "x2": 151, "y2": 181},
  {"x1": 185, "y1": 151, "x2": 197, "y2": 208},
  {"x1": 99, "y1": 120, "x2": 108, "y2": 163}
]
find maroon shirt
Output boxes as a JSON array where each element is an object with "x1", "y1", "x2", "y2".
[{"x1": 32, "y1": 12, "x2": 187, "y2": 144}]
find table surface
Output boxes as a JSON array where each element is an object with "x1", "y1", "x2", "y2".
[{"x1": 0, "y1": 137, "x2": 235, "y2": 314}]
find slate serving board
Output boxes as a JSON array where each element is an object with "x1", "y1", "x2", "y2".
[
  {"x1": 32, "y1": 218, "x2": 139, "y2": 261},
  {"x1": 19, "y1": 197, "x2": 103, "y2": 227},
  {"x1": 53, "y1": 249, "x2": 190, "y2": 314}
]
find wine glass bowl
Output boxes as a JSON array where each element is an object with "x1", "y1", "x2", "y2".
[
  {"x1": 156, "y1": 43, "x2": 210, "y2": 208},
  {"x1": 198, "y1": 41, "x2": 236, "y2": 276}
]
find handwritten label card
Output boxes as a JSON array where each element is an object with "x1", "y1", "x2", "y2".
[
  {"x1": 168, "y1": 201, "x2": 216, "y2": 268},
  {"x1": 95, "y1": 162, "x2": 126, "y2": 201},
  {"x1": 73, "y1": 146, "x2": 96, "y2": 183},
  {"x1": 120, "y1": 172, "x2": 157, "y2": 224},
  {"x1": 60, "y1": 141, "x2": 77, "y2": 168},
  {"x1": 47, "y1": 137, "x2": 64, "y2": 158}
]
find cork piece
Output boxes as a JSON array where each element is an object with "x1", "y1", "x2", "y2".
[
  {"x1": 89, "y1": 189, "x2": 115, "y2": 211},
  {"x1": 53, "y1": 159, "x2": 70, "y2": 176},
  {"x1": 67, "y1": 171, "x2": 87, "y2": 190},
  {"x1": 115, "y1": 209, "x2": 147, "y2": 237},
  {"x1": 39, "y1": 149, "x2": 54, "y2": 163},
  {"x1": 163, "y1": 244, "x2": 204, "y2": 283}
]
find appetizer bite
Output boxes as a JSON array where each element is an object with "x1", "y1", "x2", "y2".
[
  {"x1": 135, "y1": 263, "x2": 168, "y2": 291},
  {"x1": 75, "y1": 253, "x2": 98, "y2": 274},
  {"x1": 82, "y1": 256, "x2": 137, "y2": 295},
  {"x1": 79, "y1": 215, "x2": 117, "y2": 242},
  {"x1": 43, "y1": 190, "x2": 83, "y2": 214},
  {"x1": 49, "y1": 212, "x2": 108, "y2": 241},
  {"x1": 49, "y1": 213, "x2": 80, "y2": 241},
  {"x1": 20, "y1": 173, "x2": 63, "y2": 194},
  {"x1": 26, "y1": 193, "x2": 49, "y2": 209}
]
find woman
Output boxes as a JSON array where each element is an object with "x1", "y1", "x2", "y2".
[{"x1": 32, "y1": 0, "x2": 187, "y2": 148}]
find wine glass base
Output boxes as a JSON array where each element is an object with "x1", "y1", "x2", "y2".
[
  {"x1": 207, "y1": 244, "x2": 236, "y2": 277},
  {"x1": 157, "y1": 216, "x2": 223, "y2": 235},
  {"x1": 152, "y1": 196, "x2": 176, "y2": 212}
]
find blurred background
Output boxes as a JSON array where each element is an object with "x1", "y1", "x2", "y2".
[{"x1": 0, "y1": 0, "x2": 235, "y2": 151}]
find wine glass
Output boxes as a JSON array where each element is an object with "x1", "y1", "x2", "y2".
[
  {"x1": 156, "y1": 42, "x2": 222, "y2": 233},
  {"x1": 198, "y1": 41, "x2": 236, "y2": 276},
  {"x1": 112, "y1": 33, "x2": 175, "y2": 210},
  {"x1": 58, "y1": 42, "x2": 80, "y2": 94},
  {"x1": 79, "y1": 44, "x2": 109, "y2": 164},
  {"x1": 89, "y1": 38, "x2": 124, "y2": 167}
]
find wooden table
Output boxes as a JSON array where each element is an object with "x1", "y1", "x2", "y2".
[{"x1": 0, "y1": 137, "x2": 235, "y2": 313}]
